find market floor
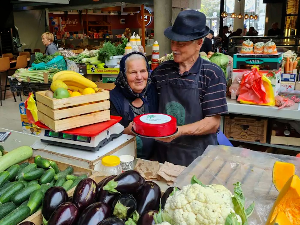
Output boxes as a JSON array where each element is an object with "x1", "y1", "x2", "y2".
[{"x1": 0, "y1": 95, "x2": 23, "y2": 132}]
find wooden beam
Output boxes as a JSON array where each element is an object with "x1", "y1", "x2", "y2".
[
  {"x1": 141, "y1": 4, "x2": 145, "y2": 51},
  {"x1": 86, "y1": 9, "x2": 88, "y2": 35}
]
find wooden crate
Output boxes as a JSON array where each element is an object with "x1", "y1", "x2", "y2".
[
  {"x1": 224, "y1": 116, "x2": 268, "y2": 143},
  {"x1": 271, "y1": 130, "x2": 300, "y2": 147},
  {"x1": 36, "y1": 90, "x2": 110, "y2": 132}
]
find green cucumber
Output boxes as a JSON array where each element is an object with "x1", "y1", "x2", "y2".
[
  {"x1": 27, "y1": 189, "x2": 44, "y2": 214},
  {"x1": 6, "y1": 164, "x2": 20, "y2": 181},
  {"x1": 40, "y1": 183, "x2": 53, "y2": 194},
  {"x1": 17, "y1": 163, "x2": 37, "y2": 180},
  {"x1": 49, "y1": 160, "x2": 60, "y2": 174},
  {"x1": 0, "y1": 171, "x2": 10, "y2": 187},
  {"x1": 40, "y1": 168, "x2": 55, "y2": 184},
  {"x1": 34, "y1": 155, "x2": 50, "y2": 169},
  {"x1": 0, "y1": 146, "x2": 33, "y2": 172},
  {"x1": 66, "y1": 174, "x2": 77, "y2": 181},
  {"x1": 0, "y1": 202, "x2": 17, "y2": 220},
  {"x1": 20, "y1": 200, "x2": 29, "y2": 206},
  {"x1": 0, "y1": 182, "x2": 25, "y2": 204},
  {"x1": 0, "y1": 182, "x2": 16, "y2": 197},
  {"x1": 62, "y1": 180, "x2": 73, "y2": 191},
  {"x1": 54, "y1": 166, "x2": 74, "y2": 180},
  {"x1": 12, "y1": 183, "x2": 41, "y2": 205},
  {"x1": 28, "y1": 180, "x2": 39, "y2": 186},
  {"x1": 23, "y1": 168, "x2": 44, "y2": 181},
  {"x1": 0, "y1": 145, "x2": 4, "y2": 155},
  {"x1": 19, "y1": 180, "x2": 28, "y2": 188},
  {"x1": 0, "y1": 205, "x2": 31, "y2": 225},
  {"x1": 69, "y1": 174, "x2": 88, "y2": 190},
  {"x1": 54, "y1": 177, "x2": 66, "y2": 187}
]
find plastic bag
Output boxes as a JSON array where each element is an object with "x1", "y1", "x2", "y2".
[
  {"x1": 30, "y1": 55, "x2": 67, "y2": 71},
  {"x1": 237, "y1": 68, "x2": 275, "y2": 106},
  {"x1": 175, "y1": 145, "x2": 300, "y2": 225},
  {"x1": 24, "y1": 93, "x2": 38, "y2": 123},
  {"x1": 229, "y1": 73, "x2": 243, "y2": 98}
]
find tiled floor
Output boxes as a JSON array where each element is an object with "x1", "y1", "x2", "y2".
[{"x1": 0, "y1": 95, "x2": 24, "y2": 132}]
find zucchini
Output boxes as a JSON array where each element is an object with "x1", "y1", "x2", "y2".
[
  {"x1": 54, "y1": 177, "x2": 66, "y2": 187},
  {"x1": 0, "y1": 181, "x2": 16, "y2": 197},
  {"x1": 54, "y1": 166, "x2": 74, "y2": 180},
  {"x1": 28, "y1": 180, "x2": 39, "y2": 186},
  {"x1": 69, "y1": 174, "x2": 88, "y2": 190},
  {"x1": 0, "y1": 202, "x2": 17, "y2": 220},
  {"x1": 0, "y1": 171, "x2": 10, "y2": 187},
  {"x1": 12, "y1": 183, "x2": 41, "y2": 205},
  {"x1": 23, "y1": 168, "x2": 44, "y2": 181},
  {"x1": 40, "y1": 168, "x2": 55, "y2": 184},
  {"x1": 34, "y1": 155, "x2": 50, "y2": 169},
  {"x1": 66, "y1": 174, "x2": 77, "y2": 181},
  {"x1": 0, "y1": 146, "x2": 33, "y2": 172},
  {"x1": 49, "y1": 160, "x2": 60, "y2": 174},
  {"x1": 0, "y1": 182, "x2": 25, "y2": 204},
  {"x1": 62, "y1": 180, "x2": 73, "y2": 191},
  {"x1": 0, "y1": 205, "x2": 31, "y2": 225},
  {"x1": 6, "y1": 164, "x2": 20, "y2": 181},
  {"x1": 27, "y1": 189, "x2": 44, "y2": 214},
  {"x1": 17, "y1": 163, "x2": 37, "y2": 180}
]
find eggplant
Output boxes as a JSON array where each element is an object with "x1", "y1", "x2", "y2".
[
  {"x1": 77, "y1": 202, "x2": 111, "y2": 225},
  {"x1": 48, "y1": 202, "x2": 78, "y2": 225},
  {"x1": 73, "y1": 178, "x2": 97, "y2": 212},
  {"x1": 112, "y1": 194, "x2": 137, "y2": 220},
  {"x1": 99, "y1": 217, "x2": 125, "y2": 225},
  {"x1": 103, "y1": 170, "x2": 145, "y2": 194},
  {"x1": 97, "y1": 188, "x2": 118, "y2": 207},
  {"x1": 135, "y1": 181, "x2": 161, "y2": 216},
  {"x1": 97, "y1": 175, "x2": 116, "y2": 195},
  {"x1": 42, "y1": 187, "x2": 68, "y2": 221},
  {"x1": 161, "y1": 187, "x2": 180, "y2": 209},
  {"x1": 18, "y1": 222, "x2": 35, "y2": 225},
  {"x1": 137, "y1": 210, "x2": 157, "y2": 225}
]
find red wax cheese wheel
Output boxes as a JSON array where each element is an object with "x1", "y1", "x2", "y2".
[{"x1": 133, "y1": 113, "x2": 177, "y2": 137}]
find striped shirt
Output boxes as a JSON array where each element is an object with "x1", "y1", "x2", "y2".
[{"x1": 152, "y1": 57, "x2": 228, "y2": 117}]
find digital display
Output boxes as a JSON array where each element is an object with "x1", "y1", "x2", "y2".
[
  {"x1": 63, "y1": 133, "x2": 73, "y2": 140},
  {"x1": 44, "y1": 130, "x2": 91, "y2": 143},
  {"x1": 48, "y1": 131, "x2": 59, "y2": 138},
  {"x1": 76, "y1": 135, "x2": 91, "y2": 143}
]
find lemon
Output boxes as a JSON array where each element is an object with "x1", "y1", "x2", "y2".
[
  {"x1": 51, "y1": 80, "x2": 68, "y2": 92},
  {"x1": 82, "y1": 88, "x2": 96, "y2": 95},
  {"x1": 71, "y1": 91, "x2": 82, "y2": 97}
]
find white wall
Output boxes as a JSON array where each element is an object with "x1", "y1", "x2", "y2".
[{"x1": 14, "y1": 10, "x2": 46, "y2": 52}]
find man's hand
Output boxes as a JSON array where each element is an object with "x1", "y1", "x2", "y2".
[
  {"x1": 123, "y1": 122, "x2": 134, "y2": 135},
  {"x1": 156, "y1": 126, "x2": 183, "y2": 143}
]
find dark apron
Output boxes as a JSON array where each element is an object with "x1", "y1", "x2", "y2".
[
  {"x1": 155, "y1": 58, "x2": 217, "y2": 166},
  {"x1": 123, "y1": 99, "x2": 155, "y2": 160}
]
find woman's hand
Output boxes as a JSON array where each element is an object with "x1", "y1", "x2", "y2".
[
  {"x1": 155, "y1": 126, "x2": 183, "y2": 143},
  {"x1": 123, "y1": 122, "x2": 134, "y2": 135}
]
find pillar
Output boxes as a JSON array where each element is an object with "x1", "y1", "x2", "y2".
[
  {"x1": 233, "y1": 0, "x2": 245, "y2": 31},
  {"x1": 154, "y1": 0, "x2": 172, "y2": 57},
  {"x1": 189, "y1": 0, "x2": 201, "y2": 9}
]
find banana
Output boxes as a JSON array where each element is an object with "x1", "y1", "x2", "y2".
[
  {"x1": 64, "y1": 81, "x2": 87, "y2": 89},
  {"x1": 52, "y1": 70, "x2": 82, "y2": 81},
  {"x1": 67, "y1": 85, "x2": 84, "y2": 93},
  {"x1": 56, "y1": 72, "x2": 97, "y2": 88}
]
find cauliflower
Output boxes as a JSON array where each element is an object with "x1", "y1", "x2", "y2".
[{"x1": 156, "y1": 223, "x2": 172, "y2": 225}]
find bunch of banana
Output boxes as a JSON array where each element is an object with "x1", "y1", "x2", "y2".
[{"x1": 53, "y1": 71, "x2": 97, "y2": 92}]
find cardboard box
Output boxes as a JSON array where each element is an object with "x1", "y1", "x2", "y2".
[
  {"x1": 19, "y1": 103, "x2": 42, "y2": 135},
  {"x1": 296, "y1": 82, "x2": 300, "y2": 91},
  {"x1": 280, "y1": 81, "x2": 295, "y2": 93},
  {"x1": 281, "y1": 73, "x2": 297, "y2": 82}
]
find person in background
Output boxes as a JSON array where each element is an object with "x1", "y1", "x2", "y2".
[
  {"x1": 246, "y1": 27, "x2": 258, "y2": 36},
  {"x1": 200, "y1": 30, "x2": 214, "y2": 54},
  {"x1": 110, "y1": 52, "x2": 158, "y2": 160},
  {"x1": 152, "y1": 10, "x2": 228, "y2": 166},
  {"x1": 268, "y1": 22, "x2": 283, "y2": 36},
  {"x1": 41, "y1": 32, "x2": 58, "y2": 55},
  {"x1": 229, "y1": 28, "x2": 243, "y2": 37}
]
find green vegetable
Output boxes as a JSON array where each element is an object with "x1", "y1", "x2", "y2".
[
  {"x1": 27, "y1": 190, "x2": 44, "y2": 214},
  {"x1": 0, "y1": 146, "x2": 33, "y2": 172},
  {"x1": 225, "y1": 213, "x2": 241, "y2": 225},
  {"x1": 62, "y1": 180, "x2": 73, "y2": 191},
  {"x1": 13, "y1": 68, "x2": 59, "y2": 83},
  {"x1": 66, "y1": 174, "x2": 77, "y2": 181},
  {"x1": 0, "y1": 171, "x2": 10, "y2": 188},
  {"x1": 0, "y1": 145, "x2": 4, "y2": 155},
  {"x1": 40, "y1": 183, "x2": 54, "y2": 194},
  {"x1": 12, "y1": 184, "x2": 41, "y2": 205},
  {"x1": 23, "y1": 168, "x2": 45, "y2": 181},
  {"x1": 40, "y1": 168, "x2": 55, "y2": 184},
  {"x1": 209, "y1": 52, "x2": 229, "y2": 78},
  {"x1": 191, "y1": 175, "x2": 206, "y2": 187},
  {"x1": 17, "y1": 163, "x2": 37, "y2": 180},
  {"x1": 69, "y1": 174, "x2": 88, "y2": 189},
  {"x1": 6, "y1": 164, "x2": 20, "y2": 181},
  {"x1": 0, "y1": 202, "x2": 17, "y2": 220},
  {"x1": 0, "y1": 182, "x2": 25, "y2": 204},
  {"x1": 54, "y1": 166, "x2": 74, "y2": 180},
  {"x1": 55, "y1": 177, "x2": 66, "y2": 187},
  {"x1": 0, "y1": 182, "x2": 16, "y2": 197},
  {"x1": 34, "y1": 52, "x2": 61, "y2": 64},
  {"x1": 98, "y1": 41, "x2": 118, "y2": 62},
  {"x1": 0, "y1": 205, "x2": 31, "y2": 225},
  {"x1": 49, "y1": 160, "x2": 60, "y2": 174},
  {"x1": 28, "y1": 180, "x2": 39, "y2": 186},
  {"x1": 34, "y1": 155, "x2": 51, "y2": 169},
  {"x1": 19, "y1": 180, "x2": 28, "y2": 188}
]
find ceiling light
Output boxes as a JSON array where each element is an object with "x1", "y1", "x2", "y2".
[
  {"x1": 250, "y1": 15, "x2": 254, "y2": 19},
  {"x1": 221, "y1": 11, "x2": 228, "y2": 18},
  {"x1": 244, "y1": 14, "x2": 249, "y2": 19},
  {"x1": 254, "y1": 15, "x2": 258, "y2": 20},
  {"x1": 231, "y1": 13, "x2": 236, "y2": 18},
  {"x1": 238, "y1": 14, "x2": 243, "y2": 19}
]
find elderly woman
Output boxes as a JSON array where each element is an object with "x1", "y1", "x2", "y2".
[
  {"x1": 110, "y1": 52, "x2": 158, "y2": 159},
  {"x1": 41, "y1": 32, "x2": 58, "y2": 55}
]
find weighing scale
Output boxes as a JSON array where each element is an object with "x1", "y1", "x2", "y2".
[{"x1": 36, "y1": 116, "x2": 124, "y2": 152}]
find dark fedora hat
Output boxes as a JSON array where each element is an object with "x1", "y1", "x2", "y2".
[{"x1": 164, "y1": 10, "x2": 210, "y2": 42}]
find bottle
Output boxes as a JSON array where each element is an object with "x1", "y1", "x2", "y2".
[
  {"x1": 98, "y1": 156, "x2": 122, "y2": 176},
  {"x1": 125, "y1": 42, "x2": 133, "y2": 55},
  {"x1": 151, "y1": 41, "x2": 160, "y2": 70},
  {"x1": 130, "y1": 33, "x2": 139, "y2": 52},
  {"x1": 136, "y1": 34, "x2": 144, "y2": 53}
]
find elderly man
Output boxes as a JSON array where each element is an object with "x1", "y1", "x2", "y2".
[{"x1": 152, "y1": 10, "x2": 228, "y2": 166}]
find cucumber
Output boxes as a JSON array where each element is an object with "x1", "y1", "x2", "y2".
[
  {"x1": 27, "y1": 189, "x2": 44, "y2": 214},
  {"x1": 0, "y1": 202, "x2": 17, "y2": 220},
  {"x1": 20, "y1": 200, "x2": 29, "y2": 206},
  {"x1": 40, "y1": 183, "x2": 53, "y2": 194},
  {"x1": 0, "y1": 171, "x2": 10, "y2": 187},
  {"x1": 0, "y1": 181, "x2": 15, "y2": 197},
  {"x1": 0, "y1": 146, "x2": 33, "y2": 172},
  {"x1": 54, "y1": 177, "x2": 66, "y2": 187},
  {"x1": 34, "y1": 155, "x2": 50, "y2": 169},
  {"x1": 0, "y1": 182, "x2": 25, "y2": 204},
  {"x1": 49, "y1": 160, "x2": 60, "y2": 174},
  {"x1": 54, "y1": 166, "x2": 74, "y2": 180},
  {"x1": 62, "y1": 180, "x2": 73, "y2": 191},
  {"x1": 0, "y1": 205, "x2": 31, "y2": 225},
  {"x1": 28, "y1": 180, "x2": 39, "y2": 186},
  {"x1": 40, "y1": 168, "x2": 55, "y2": 184},
  {"x1": 17, "y1": 163, "x2": 37, "y2": 180},
  {"x1": 16, "y1": 162, "x2": 30, "y2": 179},
  {"x1": 23, "y1": 168, "x2": 45, "y2": 181},
  {"x1": 19, "y1": 180, "x2": 28, "y2": 188},
  {"x1": 6, "y1": 164, "x2": 20, "y2": 181},
  {"x1": 66, "y1": 174, "x2": 77, "y2": 181},
  {"x1": 69, "y1": 174, "x2": 88, "y2": 190},
  {"x1": 12, "y1": 183, "x2": 41, "y2": 205}
]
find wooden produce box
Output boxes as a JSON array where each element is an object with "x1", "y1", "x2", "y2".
[
  {"x1": 20, "y1": 157, "x2": 95, "y2": 225},
  {"x1": 224, "y1": 116, "x2": 268, "y2": 143},
  {"x1": 36, "y1": 90, "x2": 110, "y2": 132}
]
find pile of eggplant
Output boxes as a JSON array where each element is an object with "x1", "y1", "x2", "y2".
[{"x1": 39, "y1": 170, "x2": 175, "y2": 225}]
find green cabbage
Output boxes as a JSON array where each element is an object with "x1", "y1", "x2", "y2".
[{"x1": 209, "y1": 53, "x2": 229, "y2": 78}]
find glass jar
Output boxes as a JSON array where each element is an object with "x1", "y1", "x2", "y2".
[{"x1": 98, "y1": 156, "x2": 122, "y2": 176}]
